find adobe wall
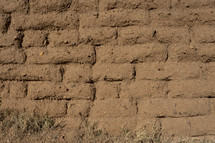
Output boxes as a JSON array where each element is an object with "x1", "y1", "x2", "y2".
[{"x1": 0, "y1": 0, "x2": 215, "y2": 139}]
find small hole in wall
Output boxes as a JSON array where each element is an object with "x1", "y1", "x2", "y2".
[{"x1": 66, "y1": 89, "x2": 69, "y2": 92}]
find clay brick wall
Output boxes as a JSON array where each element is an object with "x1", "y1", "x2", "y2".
[{"x1": 0, "y1": 0, "x2": 215, "y2": 139}]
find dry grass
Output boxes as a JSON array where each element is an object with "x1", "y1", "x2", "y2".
[
  {"x1": 76, "y1": 121, "x2": 164, "y2": 143},
  {"x1": 0, "y1": 109, "x2": 214, "y2": 143},
  {"x1": 75, "y1": 121, "x2": 215, "y2": 143},
  {"x1": 0, "y1": 109, "x2": 55, "y2": 139}
]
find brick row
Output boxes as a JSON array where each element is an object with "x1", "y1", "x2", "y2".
[
  {"x1": 0, "y1": 0, "x2": 28, "y2": 13},
  {"x1": 120, "y1": 80, "x2": 215, "y2": 99},
  {"x1": 150, "y1": 9, "x2": 215, "y2": 27},
  {"x1": 171, "y1": 0, "x2": 215, "y2": 9},
  {"x1": 28, "y1": 82, "x2": 95, "y2": 100},
  {"x1": 168, "y1": 80, "x2": 215, "y2": 98},
  {"x1": 120, "y1": 81, "x2": 168, "y2": 99},
  {"x1": 29, "y1": 0, "x2": 72, "y2": 14},
  {"x1": 11, "y1": 12, "x2": 78, "y2": 30},
  {"x1": 25, "y1": 45, "x2": 95, "y2": 64},
  {"x1": 80, "y1": 10, "x2": 148, "y2": 28},
  {"x1": 0, "y1": 65, "x2": 62, "y2": 81},
  {"x1": 138, "y1": 98, "x2": 210, "y2": 118},
  {"x1": 161, "y1": 115, "x2": 215, "y2": 137},
  {"x1": 136, "y1": 62, "x2": 203, "y2": 81},
  {"x1": 118, "y1": 26, "x2": 190, "y2": 45},
  {"x1": 92, "y1": 63, "x2": 133, "y2": 81},
  {"x1": 169, "y1": 44, "x2": 215, "y2": 62},
  {"x1": 79, "y1": 27, "x2": 117, "y2": 45},
  {"x1": 99, "y1": 0, "x2": 171, "y2": 11},
  {"x1": 0, "y1": 99, "x2": 66, "y2": 117},
  {"x1": 96, "y1": 44, "x2": 167, "y2": 63}
]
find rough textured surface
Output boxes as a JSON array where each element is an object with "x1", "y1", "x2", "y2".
[{"x1": 0, "y1": 0, "x2": 215, "y2": 141}]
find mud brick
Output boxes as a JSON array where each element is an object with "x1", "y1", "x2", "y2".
[
  {"x1": 196, "y1": 44, "x2": 215, "y2": 62},
  {"x1": 168, "y1": 44, "x2": 199, "y2": 62},
  {"x1": 136, "y1": 62, "x2": 202, "y2": 80},
  {"x1": 67, "y1": 100, "x2": 91, "y2": 117},
  {"x1": 23, "y1": 30, "x2": 48, "y2": 47},
  {"x1": 99, "y1": 0, "x2": 171, "y2": 11},
  {"x1": 119, "y1": 26, "x2": 190, "y2": 45},
  {"x1": 169, "y1": 44, "x2": 215, "y2": 62},
  {"x1": 93, "y1": 64, "x2": 133, "y2": 81},
  {"x1": 64, "y1": 64, "x2": 92, "y2": 83},
  {"x1": 118, "y1": 26, "x2": 154, "y2": 45},
  {"x1": 138, "y1": 98, "x2": 210, "y2": 118},
  {"x1": 0, "y1": 65, "x2": 62, "y2": 81},
  {"x1": 35, "y1": 100, "x2": 67, "y2": 117},
  {"x1": 99, "y1": 0, "x2": 144, "y2": 11},
  {"x1": 28, "y1": 82, "x2": 95, "y2": 100},
  {"x1": 79, "y1": 27, "x2": 117, "y2": 45},
  {"x1": 135, "y1": 118, "x2": 160, "y2": 132},
  {"x1": 168, "y1": 80, "x2": 215, "y2": 98},
  {"x1": 9, "y1": 82, "x2": 27, "y2": 98},
  {"x1": 96, "y1": 44, "x2": 167, "y2": 63},
  {"x1": 150, "y1": 9, "x2": 215, "y2": 26},
  {"x1": 161, "y1": 118, "x2": 191, "y2": 137},
  {"x1": 189, "y1": 115, "x2": 215, "y2": 136},
  {"x1": 0, "y1": 47, "x2": 25, "y2": 64},
  {"x1": 95, "y1": 81, "x2": 121, "y2": 100},
  {"x1": 48, "y1": 30, "x2": 78, "y2": 47},
  {"x1": 120, "y1": 81, "x2": 168, "y2": 99},
  {"x1": 77, "y1": 0, "x2": 97, "y2": 13},
  {"x1": 156, "y1": 27, "x2": 190, "y2": 44},
  {"x1": 192, "y1": 26, "x2": 215, "y2": 43},
  {"x1": 0, "y1": 0, "x2": 28, "y2": 13},
  {"x1": 90, "y1": 99, "x2": 137, "y2": 117},
  {"x1": 0, "y1": 30, "x2": 19, "y2": 47},
  {"x1": 210, "y1": 99, "x2": 215, "y2": 114},
  {"x1": 0, "y1": 81, "x2": 9, "y2": 98},
  {"x1": 171, "y1": 0, "x2": 215, "y2": 9},
  {"x1": 30, "y1": 0, "x2": 73, "y2": 14},
  {"x1": 202, "y1": 63, "x2": 215, "y2": 81},
  {"x1": 11, "y1": 12, "x2": 78, "y2": 30},
  {"x1": 0, "y1": 13, "x2": 10, "y2": 34},
  {"x1": 79, "y1": 13, "x2": 98, "y2": 28},
  {"x1": 0, "y1": 99, "x2": 37, "y2": 113},
  {"x1": 1, "y1": 99, "x2": 66, "y2": 117},
  {"x1": 89, "y1": 117, "x2": 137, "y2": 135},
  {"x1": 143, "y1": 0, "x2": 171, "y2": 10},
  {"x1": 162, "y1": 116, "x2": 215, "y2": 138},
  {"x1": 25, "y1": 45, "x2": 95, "y2": 64},
  {"x1": 80, "y1": 10, "x2": 148, "y2": 28}
]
